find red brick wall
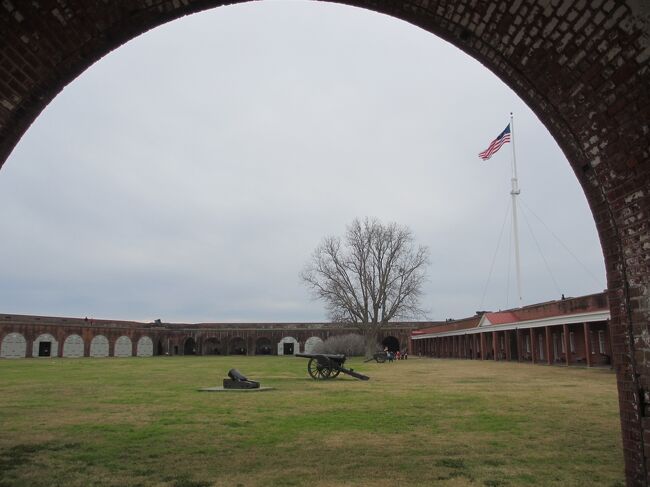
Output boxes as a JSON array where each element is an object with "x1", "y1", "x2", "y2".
[{"x1": 0, "y1": 313, "x2": 417, "y2": 357}]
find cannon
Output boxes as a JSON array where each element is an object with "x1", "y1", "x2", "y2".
[
  {"x1": 364, "y1": 351, "x2": 387, "y2": 363},
  {"x1": 296, "y1": 353, "x2": 370, "y2": 381},
  {"x1": 223, "y1": 368, "x2": 260, "y2": 389}
]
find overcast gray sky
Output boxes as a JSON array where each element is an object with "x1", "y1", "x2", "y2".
[{"x1": 0, "y1": 1, "x2": 606, "y2": 323}]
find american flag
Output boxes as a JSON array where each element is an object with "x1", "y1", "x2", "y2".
[{"x1": 478, "y1": 124, "x2": 511, "y2": 160}]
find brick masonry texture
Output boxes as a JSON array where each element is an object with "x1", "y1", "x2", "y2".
[
  {"x1": 0, "y1": 1, "x2": 648, "y2": 484},
  {"x1": 0, "y1": 313, "x2": 419, "y2": 357}
]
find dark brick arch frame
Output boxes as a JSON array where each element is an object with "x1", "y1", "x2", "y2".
[
  {"x1": 254, "y1": 336, "x2": 273, "y2": 354},
  {"x1": 228, "y1": 336, "x2": 247, "y2": 355},
  {"x1": 182, "y1": 335, "x2": 197, "y2": 355},
  {"x1": 0, "y1": 1, "x2": 649, "y2": 484},
  {"x1": 200, "y1": 336, "x2": 223, "y2": 355}
]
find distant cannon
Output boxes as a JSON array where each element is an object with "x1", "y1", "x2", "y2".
[
  {"x1": 364, "y1": 352, "x2": 387, "y2": 363},
  {"x1": 223, "y1": 368, "x2": 260, "y2": 389},
  {"x1": 296, "y1": 353, "x2": 370, "y2": 381}
]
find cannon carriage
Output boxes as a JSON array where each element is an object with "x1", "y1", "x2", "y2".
[{"x1": 296, "y1": 353, "x2": 370, "y2": 381}]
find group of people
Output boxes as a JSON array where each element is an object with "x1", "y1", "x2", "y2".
[{"x1": 384, "y1": 347, "x2": 408, "y2": 362}]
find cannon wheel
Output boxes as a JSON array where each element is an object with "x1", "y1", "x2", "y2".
[
  {"x1": 307, "y1": 358, "x2": 332, "y2": 380},
  {"x1": 329, "y1": 368, "x2": 341, "y2": 378},
  {"x1": 375, "y1": 353, "x2": 386, "y2": 363}
]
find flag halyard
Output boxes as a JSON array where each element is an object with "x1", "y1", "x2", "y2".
[{"x1": 478, "y1": 124, "x2": 511, "y2": 160}]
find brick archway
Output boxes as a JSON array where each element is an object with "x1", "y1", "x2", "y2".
[{"x1": 1, "y1": 2, "x2": 648, "y2": 484}]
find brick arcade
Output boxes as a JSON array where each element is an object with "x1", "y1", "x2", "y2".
[
  {"x1": 0, "y1": 313, "x2": 416, "y2": 359},
  {"x1": 0, "y1": 1, "x2": 649, "y2": 484}
]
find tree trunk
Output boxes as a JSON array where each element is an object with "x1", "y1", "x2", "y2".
[{"x1": 365, "y1": 331, "x2": 378, "y2": 359}]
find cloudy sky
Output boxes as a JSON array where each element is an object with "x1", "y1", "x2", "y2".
[{"x1": 0, "y1": 1, "x2": 606, "y2": 323}]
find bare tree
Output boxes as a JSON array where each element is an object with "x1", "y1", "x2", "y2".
[{"x1": 301, "y1": 217, "x2": 430, "y2": 357}]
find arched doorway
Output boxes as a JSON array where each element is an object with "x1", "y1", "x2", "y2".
[
  {"x1": 33, "y1": 333, "x2": 58, "y2": 358},
  {"x1": 255, "y1": 337, "x2": 272, "y2": 355},
  {"x1": 183, "y1": 337, "x2": 196, "y2": 355},
  {"x1": 278, "y1": 336, "x2": 299, "y2": 356},
  {"x1": 203, "y1": 338, "x2": 222, "y2": 355},
  {"x1": 0, "y1": 3, "x2": 648, "y2": 483},
  {"x1": 228, "y1": 337, "x2": 246, "y2": 355},
  {"x1": 382, "y1": 336, "x2": 400, "y2": 353}
]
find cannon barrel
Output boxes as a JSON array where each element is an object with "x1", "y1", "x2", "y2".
[
  {"x1": 228, "y1": 368, "x2": 249, "y2": 381},
  {"x1": 224, "y1": 369, "x2": 260, "y2": 389},
  {"x1": 296, "y1": 353, "x2": 345, "y2": 361}
]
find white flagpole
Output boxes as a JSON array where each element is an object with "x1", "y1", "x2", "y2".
[{"x1": 510, "y1": 112, "x2": 523, "y2": 307}]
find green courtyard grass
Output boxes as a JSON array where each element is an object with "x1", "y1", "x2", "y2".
[{"x1": 0, "y1": 356, "x2": 623, "y2": 486}]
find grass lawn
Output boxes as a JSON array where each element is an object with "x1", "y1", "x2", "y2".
[{"x1": 0, "y1": 356, "x2": 624, "y2": 487}]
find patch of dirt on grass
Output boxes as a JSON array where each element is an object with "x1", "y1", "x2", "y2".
[{"x1": 317, "y1": 431, "x2": 404, "y2": 449}]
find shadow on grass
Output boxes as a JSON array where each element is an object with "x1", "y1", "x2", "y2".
[
  {"x1": 171, "y1": 476, "x2": 211, "y2": 487},
  {"x1": 0, "y1": 442, "x2": 80, "y2": 486}
]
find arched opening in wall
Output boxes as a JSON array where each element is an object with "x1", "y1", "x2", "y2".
[
  {"x1": 183, "y1": 337, "x2": 197, "y2": 355},
  {"x1": 0, "y1": 2, "x2": 609, "y2": 327},
  {"x1": 382, "y1": 336, "x2": 400, "y2": 353},
  {"x1": 114, "y1": 336, "x2": 132, "y2": 357},
  {"x1": 137, "y1": 336, "x2": 154, "y2": 357},
  {"x1": 203, "y1": 337, "x2": 222, "y2": 355},
  {"x1": 304, "y1": 336, "x2": 324, "y2": 354},
  {"x1": 90, "y1": 335, "x2": 109, "y2": 358},
  {"x1": 33, "y1": 333, "x2": 58, "y2": 358},
  {"x1": 1, "y1": 333, "x2": 26, "y2": 358},
  {"x1": 0, "y1": 1, "x2": 645, "y2": 483},
  {"x1": 229, "y1": 337, "x2": 246, "y2": 355},
  {"x1": 278, "y1": 337, "x2": 299, "y2": 356},
  {"x1": 255, "y1": 337, "x2": 272, "y2": 355},
  {"x1": 62, "y1": 334, "x2": 84, "y2": 358}
]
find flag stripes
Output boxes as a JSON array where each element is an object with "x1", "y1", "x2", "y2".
[{"x1": 479, "y1": 124, "x2": 511, "y2": 160}]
